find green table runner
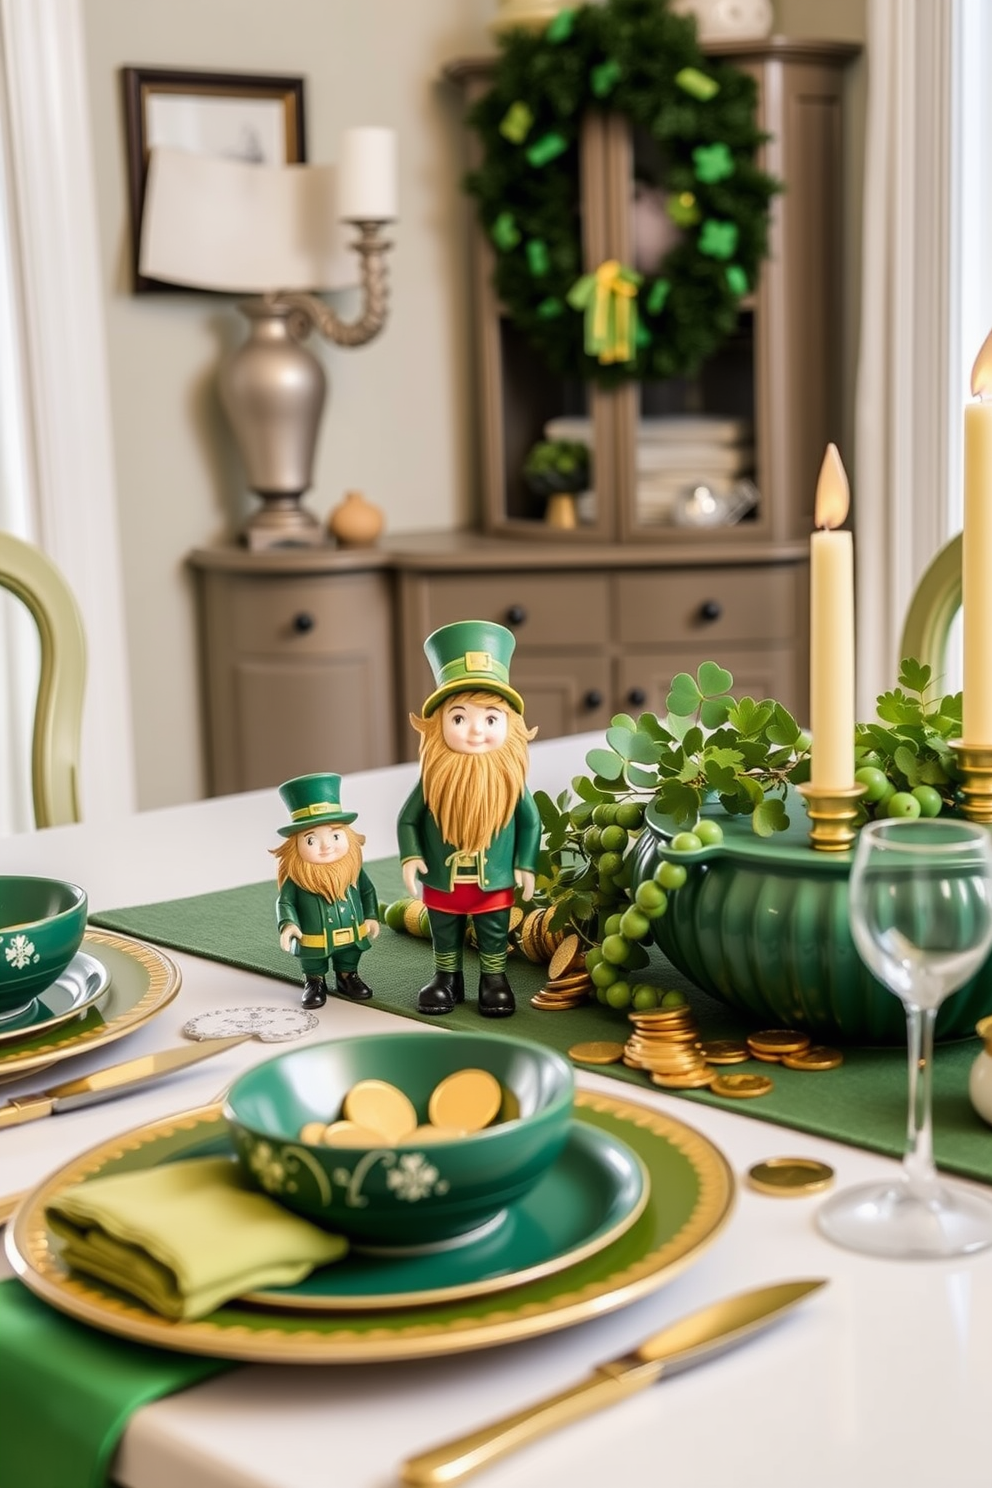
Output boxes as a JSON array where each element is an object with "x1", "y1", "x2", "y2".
[
  {"x1": 0, "y1": 1278, "x2": 231, "y2": 1488},
  {"x1": 92, "y1": 857, "x2": 992, "y2": 1185}
]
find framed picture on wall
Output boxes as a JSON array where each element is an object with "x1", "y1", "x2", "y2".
[{"x1": 122, "y1": 66, "x2": 307, "y2": 292}]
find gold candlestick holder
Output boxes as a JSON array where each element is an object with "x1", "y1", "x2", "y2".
[
  {"x1": 949, "y1": 741, "x2": 992, "y2": 823},
  {"x1": 797, "y1": 782, "x2": 867, "y2": 852}
]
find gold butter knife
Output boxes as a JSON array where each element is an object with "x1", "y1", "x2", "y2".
[
  {"x1": 0, "y1": 1035, "x2": 250, "y2": 1129},
  {"x1": 400, "y1": 1278, "x2": 826, "y2": 1486}
]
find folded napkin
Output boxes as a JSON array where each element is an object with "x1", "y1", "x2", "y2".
[{"x1": 46, "y1": 1156, "x2": 347, "y2": 1320}]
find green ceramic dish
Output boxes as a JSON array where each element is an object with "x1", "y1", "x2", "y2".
[
  {"x1": 7, "y1": 1090, "x2": 735, "y2": 1362},
  {"x1": 0, "y1": 877, "x2": 87, "y2": 1015},
  {"x1": 632, "y1": 793, "x2": 992, "y2": 1044},
  {"x1": 224, "y1": 1032, "x2": 575, "y2": 1245}
]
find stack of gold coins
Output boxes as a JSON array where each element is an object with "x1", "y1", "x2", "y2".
[
  {"x1": 517, "y1": 906, "x2": 565, "y2": 964},
  {"x1": 746, "y1": 1029, "x2": 813, "y2": 1064},
  {"x1": 298, "y1": 1068, "x2": 509, "y2": 1146},
  {"x1": 531, "y1": 932, "x2": 592, "y2": 1010},
  {"x1": 624, "y1": 1005, "x2": 716, "y2": 1089}
]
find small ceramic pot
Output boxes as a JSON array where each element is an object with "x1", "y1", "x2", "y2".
[
  {"x1": 969, "y1": 1017, "x2": 992, "y2": 1125},
  {"x1": 327, "y1": 490, "x2": 384, "y2": 547}
]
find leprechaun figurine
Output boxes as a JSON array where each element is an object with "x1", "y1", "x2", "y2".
[
  {"x1": 397, "y1": 620, "x2": 540, "y2": 1018},
  {"x1": 272, "y1": 773, "x2": 380, "y2": 1010}
]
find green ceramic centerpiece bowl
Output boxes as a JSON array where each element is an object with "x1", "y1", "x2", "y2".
[
  {"x1": 224, "y1": 1031, "x2": 575, "y2": 1247},
  {"x1": 0, "y1": 876, "x2": 87, "y2": 1017},
  {"x1": 631, "y1": 794, "x2": 992, "y2": 1045}
]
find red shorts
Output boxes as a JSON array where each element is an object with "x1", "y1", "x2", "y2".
[{"x1": 422, "y1": 883, "x2": 515, "y2": 915}]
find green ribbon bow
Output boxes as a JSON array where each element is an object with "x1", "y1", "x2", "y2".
[
  {"x1": 568, "y1": 259, "x2": 643, "y2": 364},
  {"x1": 591, "y1": 59, "x2": 622, "y2": 98},
  {"x1": 693, "y1": 142, "x2": 735, "y2": 184},
  {"x1": 546, "y1": 8, "x2": 575, "y2": 42},
  {"x1": 698, "y1": 219, "x2": 740, "y2": 260},
  {"x1": 491, "y1": 211, "x2": 521, "y2": 251},
  {"x1": 500, "y1": 101, "x2": 534, "y2": 144},
  {"x1": 726, "y1": 264, "x2": 749, "y2": 297},
  {"x1": 526, "y1": 131, "x2": 569, "y2": 167},
  {"x1": 675, "y1": 67, "x2": 720, "y2": 101},
  {"x1": 526, "y1": 239, "x2": 550, "y2": 276}
]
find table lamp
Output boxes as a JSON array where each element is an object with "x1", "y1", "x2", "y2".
[{"x1": 139, "y1": 128, "x2": 397, "y2": 550}]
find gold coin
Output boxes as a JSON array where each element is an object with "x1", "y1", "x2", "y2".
[
  {"x1": 568, "y1": 1040, "x2": 625, "y2": 1065},
  {"x1": 322, "y1": 1120, "x2": 395, "y2": 1147},
  {"x1": 407, "y1": 1123, "x2": 467, "y2": 1143},
  {"x1": 747, "y1": 1157, "x2": 835, "y2": 1196},
  {"x1": 651, "y1": 1067, "x2": 717, "y2": 1089},
  {"x1": 549, "y1": 933, "x2": 580, "y2": 981},
  {"x1": 628, "y1": 1008, "x2": 695, "y2": 1024},
  {"x1": 499, "y1": 1085, "x2": 521, "y2": 1123},
  {"x1": 747, "y1": 1029, "x2": 811, "y2": 1055},
  {"x1": 749, "y1": 1049, "x2": 783, "y2": 1064},
  {"x1": 548, "y1": 971, "x2": 592, "y2": 990},
  {"x1": 299, "y1": 1120, "x2": 330, "y2": 1145},
  {"x1": 781, "y1": 1045, "x2": 844, "y2": 1071},
  {"x1": 698, "y1": 1040, "x2": 750, "y2": 1065},
  {"x1": 342, "y1": 1079, "x2": 418, "y2": 1143},
  {"x1": 428, "y1": 1068, "x2": 503, "y2": 1133},
  {"x1": 710, "y1": 1072, "x2": 774, "y2": 1099}
]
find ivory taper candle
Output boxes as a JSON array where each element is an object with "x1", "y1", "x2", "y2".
[
  {"x1": 963, "y1": 328, "x2": 992, "y2": 744},
  {"x1": 809, "y1": 444, "x2": 855, "y2": 790}
]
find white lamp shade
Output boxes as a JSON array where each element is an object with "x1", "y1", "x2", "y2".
[
  {"x1": 139, "y1": 146, "x2": 360, "y2": 294},
  {"x1": 337, "y1": 127, "x2": 398, "y2": 221}
]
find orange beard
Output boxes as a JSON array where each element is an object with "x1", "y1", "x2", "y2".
[
  {"x1": 411, "y1": 694, "x2": 534, "y2": 854},
  {"x1": 271, "y1": 828, "x2": 365, "y2": 901}
]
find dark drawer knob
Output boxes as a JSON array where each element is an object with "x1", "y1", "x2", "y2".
[
  {"x1": 583, "y1": 689, "x2": 603, "y2": 710},
  {"x1": 292, "y1": 612, "x2": 316, "y2": 634},
  {"x1": 627, "y1": 687, "x2": 647, "y2": 708},
  {"x1": 505, "y1": 604, "x2": 528, "y2": 627},
  {"x1": 699, "y1": 600, "x2": 723, "y2": 623}
]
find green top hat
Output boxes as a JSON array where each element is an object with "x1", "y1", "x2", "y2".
[
  {"x1": 422, "y1": 620, "x2": 524, "y2": 716},
  {"x1": 277, "y1": 773, "x2": 357, "y2": 836}
]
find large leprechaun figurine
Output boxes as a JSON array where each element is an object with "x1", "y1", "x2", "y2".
[
  {"x1": 272, "y1": 773, "x2": 380, "y2": 1010},
  {"x1": 397, "y1": 620, "x2": 540, "y2": 1018}
]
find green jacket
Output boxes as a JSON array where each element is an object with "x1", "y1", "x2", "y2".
[
  {"x1": 397, "y1": 780, "x2": 540, "y2": 894},
  {"x1": 276, "y1": 870, "x2": 378, "y2": 955}
]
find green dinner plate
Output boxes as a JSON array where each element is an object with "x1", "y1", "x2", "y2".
[
  {"x1": 0, "y1": 929, "x2": 181, "y2": 1079},
  {"x1": 5, "y1": 1089, "x2": 735, "y2": 1363}
]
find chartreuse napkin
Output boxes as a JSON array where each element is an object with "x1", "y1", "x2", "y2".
[{"x1": 46, "y1": 1156, "x2": 348, "y2": 1320}]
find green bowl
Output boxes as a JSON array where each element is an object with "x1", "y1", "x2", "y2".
[
  {"x1": 224, "y1": 1032, "x2": 575, "y2": 1246},
  {"x1": 0, "y1": 876, "x2": 87, "y2": 1016},
  {"x1": 631, "y1": 796, "x2": 992, "y2": 1045}
]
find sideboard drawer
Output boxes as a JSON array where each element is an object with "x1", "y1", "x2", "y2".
[
  {"x1": 416, "y1": 571, "x2": 611, "y2": 649},
  {"x1": 230, "y1": 574, "x2": 374, "y2": 655},
  {"x1": 616, "y1": 565, "x2": 803, "y2": 647}
]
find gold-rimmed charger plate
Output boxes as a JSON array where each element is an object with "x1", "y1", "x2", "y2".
[
  {"x1": 0, "y1": 929, "x2": 181, "y2": 1079},
  {"x1": 5, "y1": 1089, "x2": 735, "y2": 1363}
]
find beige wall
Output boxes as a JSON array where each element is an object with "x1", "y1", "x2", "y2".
[{"x1": 83, "y1": 0, "x2": 865, "y2": 812}]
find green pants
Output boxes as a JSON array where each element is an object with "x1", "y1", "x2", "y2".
[
  {"x1": 427, "y1": 907, "x2": 510, "y2": 976},
  {"x1": 299, "y1": 946, "x2": 362, "y2": 978}
]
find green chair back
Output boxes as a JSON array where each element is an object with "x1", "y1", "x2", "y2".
[
  {"x1": 0, "y1": 532, "x2": 86, "y2": 827},
  {"x1": 898, "y1": 533, "x2": 962, "y2": 682}
]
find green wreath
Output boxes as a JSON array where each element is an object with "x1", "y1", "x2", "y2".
[{"x1": 464, "y1": 0, "x2": 781, "y2": 386}]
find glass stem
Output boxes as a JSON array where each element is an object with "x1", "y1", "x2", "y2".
[{"x1": 902, "y1": 1003, "x2": 939, "y2": 1198}]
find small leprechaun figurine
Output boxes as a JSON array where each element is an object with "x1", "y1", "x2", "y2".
[
  {"x1": 397, "y1": 620, "x2": 540, "y2": 1017},
  {"x1": 271, "y1": 773, "x2": 380, "y2": 1010}
]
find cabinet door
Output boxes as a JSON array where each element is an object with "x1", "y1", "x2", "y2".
[{"x1": 510, "y1": 654, "x2": 612, "y2": 744}]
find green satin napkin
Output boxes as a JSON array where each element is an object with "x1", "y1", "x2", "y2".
[{"x1": 46, "y1": 1155, "x2": 347, "y2": 1321}]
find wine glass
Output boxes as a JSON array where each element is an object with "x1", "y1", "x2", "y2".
[{"x1": 817, "y1": 817, "x2": 992, "y2": 1258}]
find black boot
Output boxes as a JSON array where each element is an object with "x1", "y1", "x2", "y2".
[
  {"x1": 478, "y1": 971, "x2": 515, "y2": 1018},
  {"x1": 418, "y1": 970, "x2": 465, "y2": 1015},
  {"x1": 301, "y1": 975, "x2": 327, "y2": 1009},
  {"x1": 336, "y1": 969, "x2": 373, "y2": 1001}
]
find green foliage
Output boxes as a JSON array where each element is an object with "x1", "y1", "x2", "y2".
[
  {"x1": 532, "y1": 658, "x2": 964, "y2": 958},
  {"x1": 464, "y1": 0, "x2": 780, "y2": 388},
  {"x1": 522, "y1": 439, "x2": 591, "y2": 496}
]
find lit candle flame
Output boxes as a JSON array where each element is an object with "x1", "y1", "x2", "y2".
[
  {"x1": 971, "y1": 326, "x2": 992, "y2": 399},
  {"x1": 814, "y1": 443, "x2": 850, "y2": 531}
]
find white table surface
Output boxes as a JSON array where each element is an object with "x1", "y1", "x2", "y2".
[{"x1": 2, "y1": 734, "x2": 990, "y2": 1488}]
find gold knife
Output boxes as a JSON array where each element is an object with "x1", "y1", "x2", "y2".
[
  {"x1": 400, "y1": 1278, "x2": 826, "y2": 1487},
  {"x1": 0, "y1": 1035, "x2": 250, "y2": 1129}
]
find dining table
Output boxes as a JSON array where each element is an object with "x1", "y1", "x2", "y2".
[{"x1": 1, "y1": 732, "x2": 990, "y2": 1488}]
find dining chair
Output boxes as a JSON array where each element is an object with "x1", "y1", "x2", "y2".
[
  {"x1": 0, "y1": 531, "x2": 86, "y2": 827},
  {"x1": 898, "y1": 532, "x2": 962, "y2": 680}
]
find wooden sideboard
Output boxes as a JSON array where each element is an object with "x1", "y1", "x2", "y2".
[{"x1": 190, "y1": 531, "x2": 808, "y2": 792}]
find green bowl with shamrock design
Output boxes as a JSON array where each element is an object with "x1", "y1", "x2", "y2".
[
  {"x1": 224, "y1": 1031, "x2": 575, "y2": 1246},
  {"x1": 0, "y1": 876, "x2": 88, "y2": 1016}
]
